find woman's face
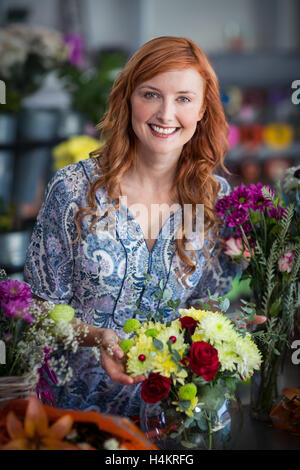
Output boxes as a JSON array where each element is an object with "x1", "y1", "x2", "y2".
[{"x1": 130, "y1": 68, "x2": 205, "y2": 161}]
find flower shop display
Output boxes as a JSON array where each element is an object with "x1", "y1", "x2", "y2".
[
  {"x1": 0, "y1": 23, "x2": 69, "y2": 112},
  {"x1": 59, "y1": 49, "x2": 128, "y2": 125},
  {"x1": 120, "y1": 293, "x2": 261, "y2": 450},
  {"x1": 216, "y1": 182, "x2": 300, "y2": 421},
  {"x1": 0, "y1": 394, "x2": 157, "y2": 450},
  {"x1": 0, "y1": 271, "x2": 99, "y2": 407},
  {"x1": 52, "y1": 135, "x2": 101, "y2": 170}
]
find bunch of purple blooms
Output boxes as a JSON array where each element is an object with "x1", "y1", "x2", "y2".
[
  {"x1": 216, "y1": 182, "x2": 287, "y2": 238},
  {"x1": 0, "y1": 280, "x2": 34, "y2": 323},
  {"x1": 0, "y1": 277, "x2": 91, "y2": 406}
]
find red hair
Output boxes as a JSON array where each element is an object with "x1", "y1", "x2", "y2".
[{"x1": 74, "y1": 36, "x2": 229, "y2": 285}]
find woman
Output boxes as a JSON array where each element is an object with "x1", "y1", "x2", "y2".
[{"x1": 24, "y1": 36, "x2": 241, "y2": 415}]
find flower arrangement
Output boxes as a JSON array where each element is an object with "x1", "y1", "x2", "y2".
[
  {"x1": 0, "y1": 23, "x2": 69, "y2": 112},
  {"x1": 52, "y1": 135, "x2": 101, "y2": 170},
  {"x1": 215, "y1": 182, "x2": 300, "y2": 419},
  {"x1": 120, "y1": 292, "x2": 261, "y2": 449},
  {"x1": 0, "y1": 394, "x2": 157, "y2": 450},
  {"x1": 0, "y1": 271, "x2": 99, "y2": 405}
]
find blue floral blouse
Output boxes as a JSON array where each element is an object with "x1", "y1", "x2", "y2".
[{"x1": 24, "y1": 157, "x2": 239, "y2": 416}]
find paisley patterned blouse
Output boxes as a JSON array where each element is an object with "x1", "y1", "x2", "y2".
[{"x1": 24, "y1": 157, "x2": 239, "y2": 416}]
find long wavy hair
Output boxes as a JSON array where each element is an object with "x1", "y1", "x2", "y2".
[{"x1": 74, "y1": 36, "x2": 229, "y2": 285}]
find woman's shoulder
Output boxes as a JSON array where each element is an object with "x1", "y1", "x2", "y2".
[
  {"x1": 51, "y1": 157, "x2": 99, "y2": 184},
  {"x1": 47, "y1": 158, "x2": 100, "y2": 199}
]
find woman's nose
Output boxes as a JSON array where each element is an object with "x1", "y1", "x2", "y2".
[{"x1": 155, "y1": 98, "x2": 176, "y2": 123}]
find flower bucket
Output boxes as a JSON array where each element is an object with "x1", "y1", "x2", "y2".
[{"x1": 0, "y1": 371, "x2": 38, "y2": 410}]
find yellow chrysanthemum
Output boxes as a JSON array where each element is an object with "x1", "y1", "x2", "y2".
[
  {"x1": 196, "y1": 311, "x2": 237, "y2": 346},
  {"x1": 216, "y1": 343, "x2": 240, "y2": 372},
  {"x1": 234, "y1": 333, "x2": 262, "y2": 378},
  {"x1": 126, "y1": 334, "x2": 154, "y2": 376}
]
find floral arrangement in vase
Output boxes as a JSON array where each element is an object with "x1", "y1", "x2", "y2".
[
  {"x1": 120, "y1": 289, "x2": 261, "y2": 450},
  {"x1": 0, "y1": 270, "x2": 99, "y2": 406},
  {"x1": 0, "y1": 394, "x2": 157, "y2": 450},
  {"x1": 0, "y1": 23, "x2": 70, "y2": 112},
  {"x1": 216, "y1": 182, "x2": 300, "y2": 420}
]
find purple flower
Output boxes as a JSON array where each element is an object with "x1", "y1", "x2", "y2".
[
  {"x1": 230, "y1": 185, "x2": 253, "y2": 209},
  {"x1": 236, "y1": 221, "x2": 252, "y2": 236},
  {"x1": 250, "y1": 192, "x2": 273, "y2": 212},
  {"x1": 268, "y1": 205, "x2": 287, "y2": 219},
  {"x1": 64, "y1": 34, "x2": 85, "y2": 68},
  {"x1": 2, "y1": 299, "x2": 33, "y2": 322},
  {"x1": 225, "y1": 209, "x2": 249, "y2": 227},
  {"x1": 215, "y1": 195, "x2": 232, "y2": 217},
  {"x1": 0, "y1": 280, "x2": 32, "y2": 304}
]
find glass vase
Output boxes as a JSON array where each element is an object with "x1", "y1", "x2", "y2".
[
  {"x1": 250, "y1": 351, "x2": 283, "y2": 422},
  {"x1": 140, "y1": 394, "x2": 243, "y2": 450}
]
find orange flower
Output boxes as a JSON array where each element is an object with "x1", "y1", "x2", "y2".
[{"x1": 0, "y1": 395, "x2": 78, "y2": 450}]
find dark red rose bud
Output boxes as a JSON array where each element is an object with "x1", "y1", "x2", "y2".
[
  {"x1": 141, "y1": 373, "x2": 172, "y2": 404},
  {"x1": 179, "y1": 316, "x2": 198, "y2": 334},
  {"x1": 169, "y1": 336, "x2": 177, "y2": 343},
  {"x1": 138, "y1": 354, "x2": 146, "y2": 362}
]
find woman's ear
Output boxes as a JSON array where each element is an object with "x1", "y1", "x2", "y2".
[{"x1": 198, "y1": 105, "x2": 206, "y2": 122}]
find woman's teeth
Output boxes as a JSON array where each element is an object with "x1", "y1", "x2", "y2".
[{"x1": 149, "y1": 124, "x2": 178, "y2": 135}]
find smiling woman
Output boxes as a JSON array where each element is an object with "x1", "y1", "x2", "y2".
[
  {"x1": 23, "y1": 36, "x2": 240, "y2": 416},
  {"x1": 130, "y1": 68, "x2": 205, "y2": 159}
]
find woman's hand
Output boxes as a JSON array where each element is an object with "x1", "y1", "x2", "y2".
[{"x1": 99, "y1": 329, "x2": 145, "y2": 386}]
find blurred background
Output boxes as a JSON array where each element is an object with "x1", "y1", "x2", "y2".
[{"x1": 0, "y1": 0, "x2": 299, "y2": 283}]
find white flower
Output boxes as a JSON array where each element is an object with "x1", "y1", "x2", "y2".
[{"x1": 195, "y1": 312, "x2": 237, "y2": 346}]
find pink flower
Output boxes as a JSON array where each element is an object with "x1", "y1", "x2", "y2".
[
  {"x1": 2, "y1": 299, "x2": 34, "y2": 322},
  {"x1": 278, "y1": 251, "x2": 295, "y2": 273},
  {"x1": 224, "y1": 236, "x2": 251, "y2": 259},
  {"x1": 0, "y1": 280, "x2": 32, "y2": 304}
]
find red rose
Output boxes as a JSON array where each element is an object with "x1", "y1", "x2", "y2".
[
  {"x1": 185, "y1": 341, "x2": 219, "y2": 381},
  {"x1": 179, "y1": 316, "x2": 198, "y2": 334},
  {"x1": 141, "y1": 373, "x2": 172, "y2": 404}
]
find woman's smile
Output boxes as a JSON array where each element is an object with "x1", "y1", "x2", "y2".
[{"x1": 148, "y1": 123, "x2": 181, "y2": 138}]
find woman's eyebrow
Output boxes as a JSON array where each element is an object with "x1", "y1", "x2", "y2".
[{"x1": 138, "y1": 85, "x2": 197, "y2": 95}]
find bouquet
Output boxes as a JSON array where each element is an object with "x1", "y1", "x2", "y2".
[
  {"x1": 216, "y1": 182, "x2": 300, "y2": 418},
  {"x1": 0, "y1": 394, "x2": 157, "y2": 450},
  {"x1": 120, "y1": 292, "x2": 261, "y2": 449},
  {"x1": 0, "y1": 270, "x2": 99, "y2": 405}
]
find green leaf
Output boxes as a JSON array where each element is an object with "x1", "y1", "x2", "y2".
[
  {"x1": 180, "y1": 440, "x2": 197, "y2": 449},
  {"x1": 269, "y1": 300, "x2": 282, "y2": 317},
  {"x1": 225, "y1": 377, "x2": 237, "y2": 393},
  {"x1": 197, "y1": 416, "x2": 208, "y2": 432},
  {"x1": 178, "y1": 400, "x2": 191, "y2": 411},
  {"x1": 219, "y1": 298, "x2": 230, "y2": 312},
  {"x1": 163, "y1": 290, "x2": 171, "y2": 300},
  {"x1": 159, "y1": 279, "x2": 164, "y2": 290},
  {"x1": 152, "y1": 338, "x2": 164, "y2": 350},
  {"x1": 197, "y1": 385, "x2": 225, "y2": 412},
  {"x1": 171, "y1": 349, "x2": 181, "y2": 363},
  {"x1": 192, "y1": 376, "x2": 207, "y2": 387}
]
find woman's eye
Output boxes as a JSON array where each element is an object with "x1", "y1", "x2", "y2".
[
  {"x1": 144, "y1": 92, "x2": 158, "y2": 99},
  {"x1": 177, "y1": 96, "x2": 191, "y2": 103}
]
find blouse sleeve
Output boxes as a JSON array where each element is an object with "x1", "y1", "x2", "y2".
[
  {"x1": 185, "y1": 176, "x2": 241, "y2": 307},
  {"x1": 23, "y1": 167, "x2": 78, "y2": 304}
]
